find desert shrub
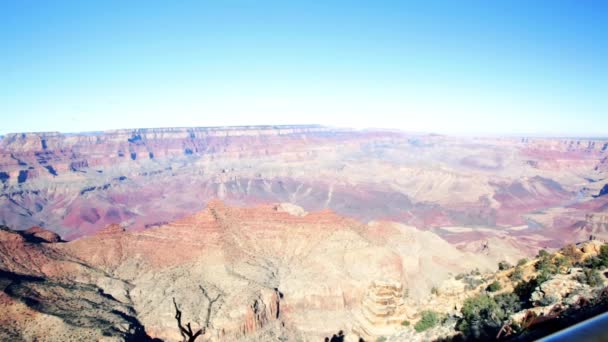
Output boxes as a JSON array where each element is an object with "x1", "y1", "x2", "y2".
[
  {"x1": 494, "y1": 293, "x2": 522, "y2": 314},
  {"x1": 456, "y1": 294, "x2": 501, "y2": 340},
  {"x1": 455, "y1": 273, "x2": 465, "y2": 280},
  {"x1": 486, "y1": 280, "x2": 502, "y2": 292},
  {"x1": 431, "y1": 286, "x2": 439, "y2": 295},
  {"x1": 415, "y1": 310, "x2": 439, "y2": 332},
  {"x1": 509, "y1": 266, "x2": 524, "y2": 281},
  {"x1": 514, "y1": 277, "x2": 542, "y2": 307},
  {"x1": 562, "y1": 244, "x2": 583, "y2": 263},
  {"x1": 498, "y1": 261, "x2": 511, "y2": 271},
  {"x1": 517, "y1": 258, "x2": 528, "y2": 267},
  {"x1": 588, "y1": 244, "x2": 608, "y2": 269},
  {"x1": 535, "y1": 255, "x2": 557, "y2": 275},
  {"x1": 578, "y1": 269, "x2": 603, "y2": 287},
  {"x1": 401, "y1": 320, "x2": 410, "y2": 326},
  {"x1": 459, "y1": 295, "x2": 497, "y2": 322},
  {"x1": 536, "y1": 269, "x2": 552, "y2": 285},
  {"x1": 457, "y1": 293, "x2": 522, "y2": 340},
  {"x1": 600, "y1": 244, "x2": 608, "y2": 262},
  {"x1": 585, "y1": 256, "x2": 605, "y2": 270},
  {"x1": 463, "y1": 275, "x2": 484, "y2": 291},
  {"x1": 554, "y1": 255, "x2": 572, "y2": 273},
  {"x1": 376, "y1": 337, "x2": 387, "y2": 342},
  {"x1": 537, "y1": 249, "x2": 549, "y2": 258}
]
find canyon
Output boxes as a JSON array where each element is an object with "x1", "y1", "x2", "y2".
[
  {"x1": 1, "y1": 125, "x2": 607, "y2": 341},
  {"x1": 1, "y1": 126, "x2": 606, "y2": 244}
]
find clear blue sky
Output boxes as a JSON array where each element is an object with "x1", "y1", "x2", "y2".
[{"x1": 1, "y1": 1, "x2": 606, "y2": 136}]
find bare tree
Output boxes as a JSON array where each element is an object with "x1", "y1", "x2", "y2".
[
  {"x1": 173, "y1": 297, "x2": 205, "y2": 342},
  {"x1": 199, "y1": 285, "x2": 222, "y2": 328},
  {"x1": 172, "y1": 285, "x2": 223, "y2": 342}
]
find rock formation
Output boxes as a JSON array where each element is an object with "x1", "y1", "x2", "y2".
[
  {"x1": 0, "y1": 126, "x2": 606, "y2": 253},
  {"x1": 0, "y1": 201, "x2": 509, "y2": 341},
  {"x1": 353, "y1": 280, "x2": 410, "y2": 339},
  {"x1": 1, "y1": 125, "x2": 607, "y2": 340}
]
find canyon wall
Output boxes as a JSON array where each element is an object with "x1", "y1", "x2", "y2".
[{"x1": 1, "y1": 126, "x2": 606, "y2": 248}]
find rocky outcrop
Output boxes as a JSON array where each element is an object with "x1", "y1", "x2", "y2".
[
  {"x1": 581, "y1": 213, "x2": 608, "y2": 234},
  {"x1": 1, "y1": 201, "x2": 503, "y2": 341},
  {"x1": 353, "y1": 280, "x2": 410, "y2": 339},
  {"x1": 242, "y1": 288, "x2": 282, "y2": 334},
  {"x1": 274, "y1": 203, "x2": 308, "y2": 217},
  {"x1": 530, "y1": 274, "x2": 588, "y2": 305},
  {"x1": 96, "y1": 223, "x2": 126, "y2": 236},
  {"x1": 22, "y1": 226, "x2": 62, "y2": 243}
]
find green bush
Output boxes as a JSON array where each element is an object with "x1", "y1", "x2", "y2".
[
  {"x1": 578, "y1": 269, "x2": 603, "y2": 287},
  {"x1": 414, "y1": 310, "x2": 439, "y2": 332},
  {"x1": 517, "y1": 258, "x2": 528, "y2": 267},
  {"x1": 457, "y1": 294, "x2": 500, "y2": 340},
  {"x1": 585, "y1": 256, "x2": 606, "y2": 270},
  {"x1": 535, "y1": 255, "x2": 557, "y2": 275},
  {"x1": 586, "y1": 244, "x2": 608, "y2": 270},
  {"x1": 509, "y1": 266, "x2": 524, "y2": 281},
  {"x1": 401, "y1": 320, "x2": 410, "y2": 326},
  {"x1": 463, "y1": 275, "x2": 483, "y2": 291},
  {"x1": 494, "y1": 292, "x2": 522, "y2": 314},
  {"x1": 600, "y1": 244, "x2": 608, "y2": 260},
  {"x1": 486, "y1": 280, "x2": 502, "y2": 292},
  {"x1": 456, "y1": 293, "x2": 521, "y2": 340},
  {"x1": 554, "y1": 255, "x2": 572, "y2": 273},
  {"x1": 498, "y1": 261, "x2": 511, "y2": 271},
  {"x1": 514, "y1": 277, "x2": 542, "y2": 307}
]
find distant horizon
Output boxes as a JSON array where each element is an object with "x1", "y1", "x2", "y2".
[{"x1": 1, "y1": 123, "x2": 606, "y2": 140}]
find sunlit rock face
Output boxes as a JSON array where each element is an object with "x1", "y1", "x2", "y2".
[
  {"x1": 0, "y1": 125, "x2": 606, "y2": 340},
  {"x1": 352, "y1": 280, "x2": 411, "y2": 340},
  {"x1": 1, "y1": 126, "x2": 607, "y2": 250},
  {"x1": 0, "y1": 202, "x2": 501, "y2": 341}
]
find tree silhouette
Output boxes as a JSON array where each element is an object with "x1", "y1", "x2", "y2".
[
  {"x1": 172, "y1": 285, "x2": 223, "y2": 342},
  {"x1": 173, "y1": 297, "x2": 204, "y2": 342}
]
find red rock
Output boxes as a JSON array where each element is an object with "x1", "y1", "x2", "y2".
[
  {"x1": 95, "y1": 223, "x2": 126, "y2": 235},
  {"x1": 23, "y1": 226, "x2": 62, "y2": 243}
]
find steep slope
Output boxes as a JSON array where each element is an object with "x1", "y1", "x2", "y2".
[
  {"x1": 371, "y1": 240, "x2": 608, "y2": 341},
  {"x1": 0, "y1": 226, "x2": 154, "y2": 341},
  {"x1": 1, "y1": 201, "x2": 510, "y2": 341}
]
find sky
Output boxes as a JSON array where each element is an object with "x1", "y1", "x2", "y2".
[{"x1": 1, "y1": 1, "x2": 607, "y2": 136}]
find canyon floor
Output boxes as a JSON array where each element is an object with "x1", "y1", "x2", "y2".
[{"x1": 0, "y1": 126, "x2": 607, "y2": 341}]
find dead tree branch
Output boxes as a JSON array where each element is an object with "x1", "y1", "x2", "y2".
[
  {"x1": 173, "y1": 297, "x2": 205, "y2": 342},
  {"x1": 199, "y1": 285, "x2": 222, "y2": 328}
]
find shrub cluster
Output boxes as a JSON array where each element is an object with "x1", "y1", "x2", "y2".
[
  {"x1": 577, "y1": 268, "x2": 603, "y2": 287},
  {"x1": 486, "y1": 280, "x2": 502, "y2": 292},
  {"x1": 585, "y1": 244, "x2": 608, "y2": 270},
  {"x1": 414, "y1": 310, "x2": 439, "y2": 332},
  {"x1": 456, "y1": 293, "x2": 521, "y2": 340},
  {"x1": 498, "y1": 261, "x2": 511, "y2": 271},
  {"x1": 509, "y1": 266, "x2": 524, "y2": 281}
]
